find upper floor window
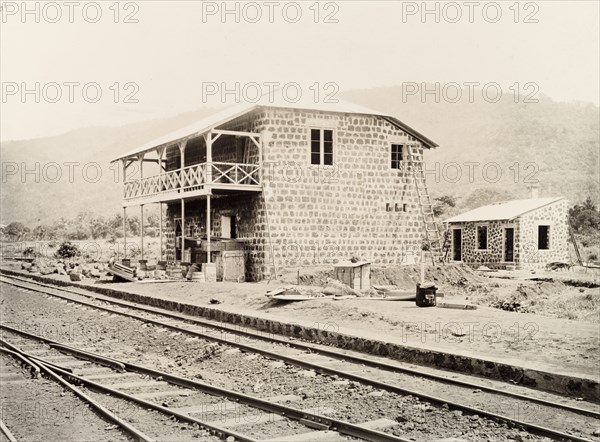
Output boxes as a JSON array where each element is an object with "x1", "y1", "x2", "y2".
[
  {"x1": 391, "y1": 144, "x2": 405, "y2": 169},
  {"x1": 311, "y1": 129, "x2": 333, "y2": 165}
]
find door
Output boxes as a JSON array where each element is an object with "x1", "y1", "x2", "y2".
[
  {"x1": 174, "y1": 218, "x2": 182, "y2": 260},
  {"x1": 452, "y1": 229, "x2": 462, "y2": 261},
  {"x1": 504, "y1": 228, "x2": 515, "y2": 262},
  {"x1": 221, "y1": 216, "x2": 231, "y2": 239}
]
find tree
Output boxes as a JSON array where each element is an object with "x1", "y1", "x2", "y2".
[
  {"x1": 433, "y1": 195, "x2": 456, "y2": 217},
  {"x1": 107, "y1": 213, "x2": 124, "y2": 238},
  {"x1": 90, "y1": 216, "x2": 110, "y2": 239},
  {"x1": 569, "y1": 197, "x2": 600, "y2": 233},
  {"x1": 5, "y1": 222, "x2": 28, "y2": 240},
  {"x1": 32, "y1": 225, "x2": 48, "y2": 240},
  {"x1": 127, "y1": 216, "x2": 140, "y2": 236}
]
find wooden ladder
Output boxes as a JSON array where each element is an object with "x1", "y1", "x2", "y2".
[
  {"x1": 407, "y1": 144, "x2": 443, "y2": 265},
  {"x1": 568, "y1": 221, "x2": 583, "y2": 266}
]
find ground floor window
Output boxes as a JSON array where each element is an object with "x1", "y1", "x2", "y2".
[{"x1": 538, "y1": 225, "x2": 550, "y2": 249}]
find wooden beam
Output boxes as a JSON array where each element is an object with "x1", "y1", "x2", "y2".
[{"x1": 212, "y1": 129, "x2": 261, "y2": 138}]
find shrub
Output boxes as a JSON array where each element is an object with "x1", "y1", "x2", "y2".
[
  {"x1": 22, "y1": 246, "x2": 36, "y2": 257},
  {"x1": 55, "y1": 241, "x2": 80, "y2": 259}
]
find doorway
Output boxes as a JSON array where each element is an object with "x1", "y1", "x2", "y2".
[
  {"x1": 174, "y1": 218, "x2": 182, "y2": 261},
  {"x1": 452, "y1": 229, "x2": 462, "y2": 261},
  {"x1": 504, "y1": 228, "x2": 515, "y2": 262},
  {"x1": 221, "y1": 215, "x2": 237, "y2": 239}
]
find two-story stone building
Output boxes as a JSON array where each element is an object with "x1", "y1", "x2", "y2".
[{"x1": 111, "y1": 100, "x2": 439, "y2": 281}]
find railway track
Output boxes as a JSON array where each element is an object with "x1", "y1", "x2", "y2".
[
  {"x1": 1, "y1": 328, "x2": 406, "y2": 442},
  {"x1": 1, "y1": 273, "x2": 599, "y2": 441}
]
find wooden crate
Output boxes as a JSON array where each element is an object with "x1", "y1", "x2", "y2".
[
  {"x1": 216, "y1": 250, "x2": 245, "y2": 282},
  {"x1": 333, "y1": 261, "x2": 370, "y2": 290}
]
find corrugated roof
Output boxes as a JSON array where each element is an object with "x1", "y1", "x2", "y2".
[
  {"x1": 444, "y1": 197, "x2": 564, "y2": 223},
  {"x1": 111, "y1": 97, "x2": 438, "y2": 162}
]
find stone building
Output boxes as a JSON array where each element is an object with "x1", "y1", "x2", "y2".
[
  {"x1": 444, "y1": 197, "x2": 570, "y2": 269},
  {"x1": 112, "y1": 100, "x2": 439, "y2": 281}
]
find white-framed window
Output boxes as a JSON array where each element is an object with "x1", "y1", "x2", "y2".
[
  {"x1": 391, "y1": 144, "x2": 405, "y2": 169},
  {"x1": 538, "y1": 224, "x2": 551, "y2": 250},
  {"x1": 310, "y1": 128, "x2": 334, "y2": 166},
  {"x1": 476, "y1": 225, "x2": 488, "y2": 250}
]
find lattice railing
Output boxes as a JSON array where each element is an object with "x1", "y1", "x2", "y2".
[{"x1": 123, "y1": 162, "x2": 260, "y2": 201}]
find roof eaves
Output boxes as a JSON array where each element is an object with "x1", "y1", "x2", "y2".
[{"x1": 382, "y1": 116, "x2": 439, "y2": 149}]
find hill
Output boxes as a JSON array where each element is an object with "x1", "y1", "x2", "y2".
[{"x1": 1, "y1": 85, "x2": 598, "y2": 225}]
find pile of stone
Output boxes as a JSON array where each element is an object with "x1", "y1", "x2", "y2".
[{"x1": 21, "y1": 258, "x2": 106, "y2": 280}]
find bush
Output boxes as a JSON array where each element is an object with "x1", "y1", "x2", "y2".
[
  {"x1": 55, "y1": 241, "x2": 80, "y2": 259},
  {"x1": 22, "y1": 246, "x2": 36, "y2": 257}
]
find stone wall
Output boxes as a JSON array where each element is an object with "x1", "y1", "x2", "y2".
[
  {"x1": 165, "y1": 107, "x2": 432, "y2": 280},
  {"x1": 448, "y1": 199, "x2": 569, "y2": 269},
  {"x1": 518, "y1": 199, "x2": 569, "y2": 269},
  {"x1": 448, "y1": 220, "x2": 521, "y2": 269}
]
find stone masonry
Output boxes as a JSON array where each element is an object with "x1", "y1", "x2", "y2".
[
  {"x1": 448, "y1": 199, "x2": 569, "y2": 270},
  {"x1": 165, "y1": 106, "x2": 431, "y2": 281}
]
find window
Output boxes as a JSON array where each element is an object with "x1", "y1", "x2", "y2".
[
  {"x1": 477, "y1": 225, "x2": 488, "y2": 250},
  {"x1": 310, "y1": 129, "x2": 333, "y2": 165},
  {"x1": 391, "y1": 144, "x2": 404, "y2": 169},
  {"x1": 538, "y1": 225, "x2": 550, "y2": 250}
]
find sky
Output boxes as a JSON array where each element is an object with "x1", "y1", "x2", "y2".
[{"x1": 1, "y1": 0, "x2": 599, "y2": 141}]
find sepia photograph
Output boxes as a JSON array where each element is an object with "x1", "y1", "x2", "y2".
[{"x1": 0, "y1": 1, "x2": 599, "y2": 441}]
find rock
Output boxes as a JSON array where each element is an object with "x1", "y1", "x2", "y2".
[
  {"x1": 89, "y1": 268, "x2": 101, "y2": 278},
  {"x1": 367, "y1": 390, "x2": 385, "y2": 397},
  {"x1": 69, "y1": 273, "x2": 83, "y2": 281},
  {"x1": 21, "y1": 262, "x2": 31, "y2": 270},
  {"x1": 593, "y1": 428, "x2": 600, "y2": 437}
]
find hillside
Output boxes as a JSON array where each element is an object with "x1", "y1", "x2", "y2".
[{"x1": 1, "y1": 86, "x2": 598, "y2": 225}]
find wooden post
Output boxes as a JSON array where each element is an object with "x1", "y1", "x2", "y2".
[
  {"x1": 123, "y1": 207, "x2": 127, "y2": 259},
  {"x1": 181, "y1": 198, "x2": 185, "y2": 262},
  {"x1": 206, "y1": 195, "x2": 211, "y2": 263},
  {"x1": 420, "y1": 249, "x2": 425, "y2": 284},
  {"x1": 140, "y1": 205, "x2": 144, "y2": 260},
  {"x1": 178, "y1": 141, "x2": 187, "y2": 194},
  {"x1": 122, "y1": 160, "x2": 127, "y2": 198},
  {"x1": 139, "y1": 153, "x2": 144, "y2": 261},
  {"x1": 158, "y1": 146, "x2": 165, "y2": 191},
  {"x1": 159, "y1": 203, "x2": 163, "y2": 261},
  {"x1": 206, "y1": 132, "x2": 213, "y2": 184}
]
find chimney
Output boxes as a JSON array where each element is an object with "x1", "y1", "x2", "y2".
[{"x1": 529, "y1": 184, "x2": 540, "y2": 199}]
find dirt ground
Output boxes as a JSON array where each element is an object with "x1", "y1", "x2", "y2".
[{"x1": 3, "y1": 261, "x2": 598, "y2": 382}]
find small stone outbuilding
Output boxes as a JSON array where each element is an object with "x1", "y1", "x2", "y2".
[{"x1": 444, "y1": 197, "x2": 569, "y2": 269}]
